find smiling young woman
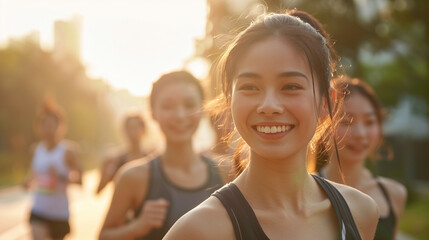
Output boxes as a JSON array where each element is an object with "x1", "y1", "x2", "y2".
[
  {"x1": 98, "y1": 71, "x2": 225, "y2": 240},
  {"x1": 164, "y1": 11, "x2": 379, "y2": 240}
]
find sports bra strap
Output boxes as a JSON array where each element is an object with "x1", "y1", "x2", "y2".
[
  {"x1": 376, "y1": 179, "x2": 394, "y2": 209},
  {"x1": 312, "y1": 175, "x2": 362, "y2": 240},
  {"x1": 213, "y1": 184, "x2": 268, "y2": 240},
  {"x1": 212, "y1": 186, "x2": 244, "y2": 240}
]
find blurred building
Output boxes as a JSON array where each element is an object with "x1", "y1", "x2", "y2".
[
  {"x1": 380, "y1": 96, "x2": 429, "y2": 182},
  {"x1": 54, "y1": 15, "x2": 82, "y2": 60}
]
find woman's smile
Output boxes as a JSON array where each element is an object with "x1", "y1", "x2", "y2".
[{"x1": 253, "y1": 122, "x2": 295, "y2": 140}]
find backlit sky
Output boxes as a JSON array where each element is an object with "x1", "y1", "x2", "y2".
[{"x1": 0, "y1": 0, "x2": 208, "y2": 96}]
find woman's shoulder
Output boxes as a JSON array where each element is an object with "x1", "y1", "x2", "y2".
[
  {"x1": 377, "y1": 176, "x2": 407, "y2": 201},
  {"x1": 377, "y1": 176, "x2": 408, "y2": 217},
  {"x1": 329, "y1": 180, "x2": 380, "y2": 239},
  {"x1": 60, "y1": 139, "x2": 79, "y2": 151},
  {"x1": 115, "y1": 155, "x2": 157, "y2": 183},
  {"x1": 164, "y1": 196, "x2": 235, "y2": 240},
  {"x1": 111, "y1": 156, "x2": 158, "y2": 194}
]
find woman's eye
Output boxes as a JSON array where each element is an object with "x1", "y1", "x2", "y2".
[
  {"x1": 185, "y1": 102, "x2": 197, "y2": 109},
  {"x1": 282, "y1": 84, "x2": 302, "y2": 91},
  {"x1": 365, "y1": 118, "x2": 377, "y2": 126},
  {"x1": 239, "y1": 84, "x2": 258, "y2": 91},
  {"x1": 161, "y1": 104, "x2": 173, "y2": 110}
]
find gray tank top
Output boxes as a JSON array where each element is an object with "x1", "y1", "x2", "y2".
[{"x1": 135, "y1": 155, "x2": 224, "y2": 240}]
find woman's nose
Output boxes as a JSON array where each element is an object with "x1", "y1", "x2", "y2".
[{"x1": 256, "y1": 90, "x2": 283, "y2": 115}]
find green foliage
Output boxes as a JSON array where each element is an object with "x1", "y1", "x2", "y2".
[
  {"x1": 400, "y1": 194, "x2": 429, "y2": 239},
  {"x1": 0, "y1": 38, "x2": 120, "y2": 187},
  {"x1": 202, "y1": 0, "x2": 429, "y2": 109}
]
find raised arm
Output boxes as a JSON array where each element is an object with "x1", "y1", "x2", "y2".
[
  {"x1": 96, "y1": 155, "x2": 119, "y2": 194},
  {"x1": 99, "y1": 162, "x2": 169, "y2": 240},
  {"x1": 65, "y1": 142, "x2": 82, "y2": 185}
]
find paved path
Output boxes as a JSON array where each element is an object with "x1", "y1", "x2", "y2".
[{"x1": 0, "y1": 170, "x2": 113, "y2": 240}]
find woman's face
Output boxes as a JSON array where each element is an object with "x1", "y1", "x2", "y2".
[
  {"x1": 231, "y1": 37, "x2": 322, "y2": 161},
  {"x1": 152, "y1": 81, "x2": 203, "y2": 144},
  {"x1": 40, "y1": 115, "x2": 60, "y2": 140},
  {"x1": 125, "y1": 118, "x2": 144, "y2": 142},
  {"x1": 336, "y1": 93, "x2": 381, "y2": 164}
]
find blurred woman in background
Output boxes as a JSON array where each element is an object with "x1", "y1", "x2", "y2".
[
  {"x1": 317, "y1": 76, "x2": 407, "y2": 240},
  {"x1": 96, "y1": 113, "x2": 152, "y2": 194},
  {"x1": 23, "y1": 98, "x2": 82, "y2": 240}
]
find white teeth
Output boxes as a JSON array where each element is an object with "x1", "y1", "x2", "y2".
[
  {"x1": 271, "y1": 126, "x2": 277, "y2": 133},
  {"x1": 256, "y1": 125, "x2": 292, "y2": 134},
  {"x1": 264, "y1": 126, "x2": 270, "y2": 133}
]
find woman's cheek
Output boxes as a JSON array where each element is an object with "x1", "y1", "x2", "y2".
[{"x1": 336, "y1": 126, "x2": 349, "y2": 145}]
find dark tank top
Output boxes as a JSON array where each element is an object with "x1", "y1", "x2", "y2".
[
  {"x1": 135, "y1": 155, "x2": 223, "y2": 240},
  {"x1": 374, "y1": 179, "x2": 396, "y2": 240},
  {"x1": 317, "y1": 171, "x2": 396, "y2": 240},
  {"x1": 213, "y1": 175, "x2": 361, "y2": 240}
]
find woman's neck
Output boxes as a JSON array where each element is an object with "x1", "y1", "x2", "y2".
[
  {"x1": 127, "y1": 140, "x2": 142, "y2": 156},
  {"x1": 324, "y1": 159, "x2": 368, "y2": 188},
  {"x1": 43, "y1": 138, "x2": 59, "y2": 150},
  {"x1": 162, "y1": 141, "x2": 199, "y2": 169},
  {"x1": 236, "y1": 149, "x2": 316, "y2": 211}
]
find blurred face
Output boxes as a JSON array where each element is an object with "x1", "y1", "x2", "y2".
[
  {"x1": 336, "y1": 93, "x2": 381, "y2": 164},
  {"x1": 231, "y1": 37, "x2": 322, "y2": 161},
  {"x1": 152, "y1": 81, "x2": 203, "y2": 144},
  {"x1": 125, "y1": 118, "x2": 144, "y2": 142},
  {"x1": 40, "y1": 115, "x2": 60, "y2": 140}
]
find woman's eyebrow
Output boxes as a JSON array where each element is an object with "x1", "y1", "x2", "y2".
[
  {"x1": 236, "y1": 72, "x2": 260, "y2": 79},
  {"x1": 278, "y1": 71, "x2": 308, "y2": 81},
  {"x1": 236, "y1": 71, "x2": 308, "y2": 81}
]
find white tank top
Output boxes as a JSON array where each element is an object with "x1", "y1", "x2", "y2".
[{"x1": 31, "y1": 141, "x2": 70, "y2": 220}]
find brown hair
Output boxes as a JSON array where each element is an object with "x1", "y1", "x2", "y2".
[
  {"x1": 336, "y1": 76, "x2": 383, "y2": 125},
  {"x1": 209, "y1": 12, "x2": 342, "y2": 177},
  {"x1": 287, "y1": 9, "x2": 339, "y2": 75}
]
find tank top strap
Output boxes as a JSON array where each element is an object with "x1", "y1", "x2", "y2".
[
  {"x1": 134, "y1": 156, "x2": 167, "y2": 215},
  {"x1": 312, "y1": 175, "x2": 362, "y2": 240},
  {"x1": 213, "y1": 183, "x2": 269, "y2": 240},
  {"x1": 376, "y1": 178, "x2": 394, "y2": 211},
  {"x1": 317, "y1": 169, "x2": 327, "y2": 178},
  {"x1": 374, "y1": 178, "x2": 396, "y2": 240}
]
